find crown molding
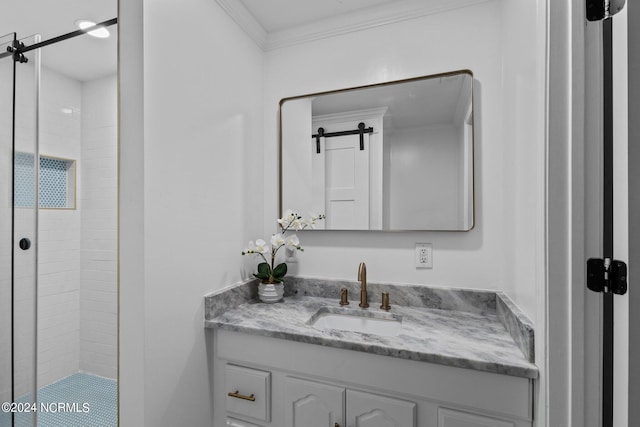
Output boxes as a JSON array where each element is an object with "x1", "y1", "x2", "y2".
[
  {"x1": 216, "y1": 0, "x2": 491, "y2": 52},
  {"x1": 215, "y1": 0, "x2": 267, "y2": 50},
  {"x1": 265, "y1": 0, "x2": 492, "y2": 51}
]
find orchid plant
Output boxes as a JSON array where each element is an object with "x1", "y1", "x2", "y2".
[{"x1": 242, "y1": 210, "x2": 325, "y2": 284}]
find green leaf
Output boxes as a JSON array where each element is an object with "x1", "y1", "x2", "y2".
[
  {"x1": 257, "y1": 262, "x2": 271, "y2": 275},
  {"x1": 253, "y1": 272, "x2": 269, "y2": 280},
  {"x1": 273, "y1": 263, "x2": 287, "y2": 279}
]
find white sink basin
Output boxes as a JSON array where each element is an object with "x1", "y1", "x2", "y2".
[{"x1": 308, "y1": 308, "x2": 402, "y2": 337}]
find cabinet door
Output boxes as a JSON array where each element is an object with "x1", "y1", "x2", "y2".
[
  {"x1": 346, "y1": 390, "x2": 416, "y2": 427},
  {"x1": 285, "y1": 377, "x2": 345, "y2": 427},
  {"x1": 226, "y1": 418, "x2": 263, "y2": 427},
  {"x1": 438, "y1": 408, "x2": 515, "y2": 427}
]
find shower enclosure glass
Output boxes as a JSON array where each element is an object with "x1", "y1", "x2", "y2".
[
  {"x1": 0, "y1": 34, "x2": 16, "y2": 421},
  {"x1": 1, "y1": 33, "x2": 40, "y2": 427},
  {"x1": 1, "y1": 17, "x2": 117, "y2": 427}
]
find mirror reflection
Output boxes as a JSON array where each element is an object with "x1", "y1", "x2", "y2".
[{"x1": 279, "y1": 70, "x2": 474, "y2": 231}]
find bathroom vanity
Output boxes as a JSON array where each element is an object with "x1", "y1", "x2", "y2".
[{"x1": 205, "y1": 278, "x2": 537, "y2": 427}]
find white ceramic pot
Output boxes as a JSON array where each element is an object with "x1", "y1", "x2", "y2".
[{"x1": 258, "y1": 282, "x2": 284, "y2": 303}]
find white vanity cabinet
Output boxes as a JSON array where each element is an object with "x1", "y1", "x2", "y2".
[
  {"x1": 345, "y1": 389, "x2": 416, "y2": 426},
  {"x1": 284, "y1": 377, "x2": 416, "y2": 427},
  {"x1": 285, "y1": 376, "x2": 344, "y2": 426},
  {"x1": 211, "y1": 329, "x2": 534, "y2": 427}
]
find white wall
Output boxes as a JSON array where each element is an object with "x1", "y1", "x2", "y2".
[
  {"x1": 499, "y1": 0, "x2": 546, "y2": 330},
  {"x1": 263, "y1": 0, "x2": 545, "y2": 320},
  {"x1": 80, "y1": 74, "x2": 118, "y2": 379},
  {"x1": 119, "y1": 0, "x2": 265, "y2": 425}
]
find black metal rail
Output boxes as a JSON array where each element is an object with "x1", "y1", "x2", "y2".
[
  {"x1": 312, "y1": 122, "x2": 373, "y2": 153},
  {"x1": 0, "y1": 18, "x2": 117, "y2": 61}
]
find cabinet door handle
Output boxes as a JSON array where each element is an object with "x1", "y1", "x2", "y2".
[{"x1": 227, "y1": 390, "x2": 256, "y2": 401}]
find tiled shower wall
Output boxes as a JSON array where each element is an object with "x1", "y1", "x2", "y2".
[
  {"x1": 79, "y1": 75, "x2": 118, "y2": 379},
  {"x1": 36, "y1": 66, "x2": 83, "y2": 388}
]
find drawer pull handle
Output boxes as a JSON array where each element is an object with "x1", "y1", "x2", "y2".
[{"x1": 227, "y1": 390, "x2": 256, "y2": 402}]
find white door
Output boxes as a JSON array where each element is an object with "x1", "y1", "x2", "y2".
[
  {"x1": 346, "y1": 389, "x2": 415, "y2": 427},
  {"x1": 312, "y1": 134, "x2": 370, "y2": 230},
  {"x1": 285, "y1": 377, "x2": 345, "y2": 427}
]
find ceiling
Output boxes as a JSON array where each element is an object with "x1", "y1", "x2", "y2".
[
  {"x1": 239, "y1": 0, "x2": 404, "y2": 32},
  {"x1": 0, "y1": 0, "x2": 117, "y2": 81},
  {"x1": 220, "y1": 0, "x2": 470, "y2": 51}
]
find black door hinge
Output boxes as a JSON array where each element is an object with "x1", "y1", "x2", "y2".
[
  {"x1": 587, "y1": 258, "x2": 628, "y2": 295},
  {"x1": 586, "y1": 0, "x2": 626, "y2": 22}
]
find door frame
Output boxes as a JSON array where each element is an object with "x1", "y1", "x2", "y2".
[{"x1": 627, "y1": 0, "x2": 640, "y2": 422}]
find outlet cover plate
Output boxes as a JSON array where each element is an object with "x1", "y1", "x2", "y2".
[{"x1": 415, "y1": 243, "x2": 433, "y2": 269}]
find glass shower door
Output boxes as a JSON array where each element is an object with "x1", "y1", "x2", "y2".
[
  {"x1": 2, "y1": 22, "x2": 118, "y2": 425},
  {"x1": 0, "y1": 34, "x2": 40, "y2": 427},
  {"x1": 0, "y1": 32, "x2": 17, "y2": 427}
]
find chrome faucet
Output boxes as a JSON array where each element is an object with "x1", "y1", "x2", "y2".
[{"x1": 358, "y1": 262, "x2": 369, "y2": 308}]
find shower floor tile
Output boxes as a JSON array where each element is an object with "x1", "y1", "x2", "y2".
[{"x1": 1, "y1": 373, "x2": 117, "y2": 427}]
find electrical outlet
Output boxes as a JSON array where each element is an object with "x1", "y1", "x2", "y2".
[
  {"x1": 415, "y1": 243, "x2": 433, "y2": 269},
  {"x1": 285, "y1": 247, "x2": 297, "y2": 263}
]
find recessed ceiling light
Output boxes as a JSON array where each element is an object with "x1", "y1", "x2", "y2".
[{"x1": 75, "y1": 20, "x2": 110, "y2": 38}]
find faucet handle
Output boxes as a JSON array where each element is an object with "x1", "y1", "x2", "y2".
[
  {"x1": 380, "y1": 292, "x2": 391, "y2": 311},
  {"x1": 339, "y1": 288, "x2": 350, "y2": 306}
]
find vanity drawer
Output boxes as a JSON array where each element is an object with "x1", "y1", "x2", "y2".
[{"x1": 225, "y1": 364, "x2": 271, "y2": 422}]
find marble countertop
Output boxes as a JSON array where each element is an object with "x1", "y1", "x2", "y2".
[{"x1": 205, "y1": 278, "x2": 538, "y2": 379}]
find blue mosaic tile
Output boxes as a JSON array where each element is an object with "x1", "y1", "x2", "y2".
[
  {"x1": 14, "y1": 153, "x2": 71, "y2": 209},
  {"x1": 39, "y1": 157, "x2": 68, "y2": 208},
  {"x1": 0, "y1": 373, "x2": 117, "y2": 427},
  {"x1": 14, "y1": 152, "x2": 36, "y2": 208}
]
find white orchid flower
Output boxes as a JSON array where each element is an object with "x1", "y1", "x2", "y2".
[
  {"x1": 243, "y1": 211, "x2": 324, "y2": 275},
  {"x1": 271, "y1": 233, "x2": 285, "y2": 248},
  {"x1": 286, "y1": 234, "x2": 300, "y2": 248},
  {"x1": 278, "y1": 209, "x2": 304, "y2": 230},
  {"x1": 250, "y1": 239, "x2": 269, "y2": 254},
  {"x1": 291, "y1": 218, "x2": 306, "y2": 230},
  {"x1": 277, "y1": 209, "x2": 294, "y2": 227},
  {"x1": 304, "y1": 212, "x2": 325, "y2": 229}
]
